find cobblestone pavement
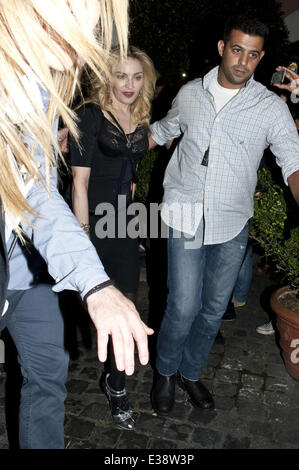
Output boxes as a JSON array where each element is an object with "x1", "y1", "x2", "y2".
[{"x1": 1, "y1": 257, "x2": 299, "y2": 450}]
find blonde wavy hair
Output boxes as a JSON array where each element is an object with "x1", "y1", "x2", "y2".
[
  {"x1": 87, "y1": 45, "x2": 157, "y2": 127},
  {"x1": 0, "y1": 0, "x2": 128, "y2": 231}
]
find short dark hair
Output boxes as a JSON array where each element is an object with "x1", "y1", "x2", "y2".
[{"x1": 223, "y1": 15, "x2": 269, "y2": 46}]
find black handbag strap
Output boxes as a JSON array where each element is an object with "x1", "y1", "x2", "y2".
[
  {"x1": 7, "y1": 232, "x2": 18, "y2": 260},
  {"x1": 7, "y1": 226, "x2": 32, "y2": 260}
]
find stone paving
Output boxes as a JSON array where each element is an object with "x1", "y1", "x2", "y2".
[{"x1": 1, "y1": 256, "x2": 299, "y2": 449}]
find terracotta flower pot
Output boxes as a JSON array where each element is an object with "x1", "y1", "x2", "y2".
[{"x1": 270, "y1": 286, "x2": 299, "y2": 381}]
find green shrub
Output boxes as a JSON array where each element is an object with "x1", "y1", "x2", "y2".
[
  {"x1": 249, "y1": 168, "x2": 299, "y2": 287},
  {"x1": 136, "y1": 150, "x2": 158, "y2": 204}
]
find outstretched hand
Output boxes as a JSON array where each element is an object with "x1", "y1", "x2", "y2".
[
  {"x1": 273, "y1": 66, "x2": 299, "y2": 96},
  {"x1": 86, "y1": 285, "x2": 154, "y2": 375}
]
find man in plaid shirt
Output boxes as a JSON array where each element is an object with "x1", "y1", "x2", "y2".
[{"x1": 149, "y1": 15, "x2": 299, "y2": 415}]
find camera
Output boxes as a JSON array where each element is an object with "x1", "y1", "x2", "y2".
[{"x1": 270, "y1": 69, "x2": 286, "y2": 85}]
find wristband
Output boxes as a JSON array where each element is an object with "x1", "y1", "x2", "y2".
[{"x1": 84, "y1": 280, "x2": 115, "y2": 302}]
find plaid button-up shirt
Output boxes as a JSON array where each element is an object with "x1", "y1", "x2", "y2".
[{"x1": 151, "y1": 66, "x2": 299, "y2": 245}]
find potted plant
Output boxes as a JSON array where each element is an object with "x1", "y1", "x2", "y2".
[{"x1": 249, "y1": 168, "x2": 299, "y2": 380}]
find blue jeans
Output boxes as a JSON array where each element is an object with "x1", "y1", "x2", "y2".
[
  {"x1": 0, "y1": 285, "x2": 69, "y2": 448},
  {"x1": 233, "y1": 242, "x2": 253, "y2": 304},
  {"x1": 156, "y1": 224, "x2": 248, "y2": 380}
]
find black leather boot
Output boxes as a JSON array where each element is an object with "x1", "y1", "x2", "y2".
[
  {"x1": 151, "y1": 371, "x2": 176, "y2": 415},
  {"x1": 177, "y1": 373, "x2": 215, "y2": 410}
]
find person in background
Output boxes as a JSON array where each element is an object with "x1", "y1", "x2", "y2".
[
  {"x1": 221, "y1": 242, "x2": 253, "y2": 325},
  {"x1": 70, "y1": 46, "x2": 156, "y2": 429},
  {"x1": 231, "y1": 243, "x2": 253, "y2": 308},
  {"x1": 0, "y1": 0, "x2": 153, "y2": 448}
]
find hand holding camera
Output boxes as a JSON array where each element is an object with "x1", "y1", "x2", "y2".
[{"x1": 271, "y1": 64, "x2": 299, "y2": 97}]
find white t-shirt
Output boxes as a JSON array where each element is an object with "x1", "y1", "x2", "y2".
[{"x1": 207, "y1": 75, "x2": 239, "y2": 113}]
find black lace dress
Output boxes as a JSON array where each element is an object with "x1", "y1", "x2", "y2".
[{"x1": 70, "y1": 103, "x2": 149, "y2": 294}]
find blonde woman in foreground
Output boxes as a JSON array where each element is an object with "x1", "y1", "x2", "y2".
[{"x1": 0, "y1": 0, "x2": 153, "y2": 449}]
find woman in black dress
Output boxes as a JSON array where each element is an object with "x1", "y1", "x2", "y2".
[{"x1": 70, "y1": 46, "x2": 156, "y2": 429}]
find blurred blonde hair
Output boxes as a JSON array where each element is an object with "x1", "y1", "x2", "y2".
[
  {"x1": 87, "y1": 45, "x2": 157, "y2": 127},
  {"x1": 0, "y1": 0, "x2": 128, "y2": 231}
]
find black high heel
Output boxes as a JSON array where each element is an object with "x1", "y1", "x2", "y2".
[{"x1": 100, "y1": 373, "x2": 136, "y2": 430}]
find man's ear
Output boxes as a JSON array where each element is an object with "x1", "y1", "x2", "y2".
[
  {"x1": 259, "y1": 50, "x2": 265, "y2": 62},
  {"x1": 218, "y1": 40, "x2": 225, "y2": 57}
]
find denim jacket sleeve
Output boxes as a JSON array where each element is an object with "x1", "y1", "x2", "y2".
[
  {"x1": 8, "y1": 88, "x2": 109, "y2": 298},
  {"x1": 24, "y1": 169, "x2": 110, "y2": 298}
]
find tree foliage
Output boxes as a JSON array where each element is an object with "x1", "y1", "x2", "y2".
[
  {"x1": 135, "y1": 150, "x2": 158, "y2": 203},
  {"x1": 129, "y1": 0, "x2": 201, "y2": 83}
]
